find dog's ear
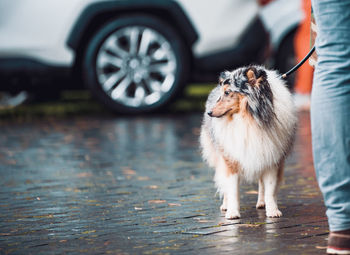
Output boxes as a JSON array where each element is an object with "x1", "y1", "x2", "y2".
[
  {"x1": 246, "y1": 67, "x2": 267, "y2": 87},
  {"x1": 246, "y1": 68, "x2": 256, "y2": 85},
  {"x1": 219, "y1": 71, "x2": 231, "y2": 86}
]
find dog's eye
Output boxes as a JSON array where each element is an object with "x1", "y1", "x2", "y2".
[
  {"x1": 223, "y1": 79, "x2": 231, "y2": 85},
  {"x1": 224, "y1": 90, "x2": 230, "y2": 96}
]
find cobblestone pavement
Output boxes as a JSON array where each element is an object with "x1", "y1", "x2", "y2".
[{"x1": 0, "y1": 111, "x2": 328, "y2": 254}]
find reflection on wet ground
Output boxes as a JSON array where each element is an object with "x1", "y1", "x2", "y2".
[{"x1": 0, "y1": 111, "x2": 328, "y2": 254}]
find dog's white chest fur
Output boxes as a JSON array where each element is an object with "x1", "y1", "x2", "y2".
[{"x1": 212, "y1": 116, "x2": 283, "y2": 181}]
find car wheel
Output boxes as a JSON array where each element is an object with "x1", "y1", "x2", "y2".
[
  {"x1": 82, "y1": 15, "x2": 189, "y2": 114},
  {"x1": 275, "y1": 29, "x2": 297, "y2": 90}
]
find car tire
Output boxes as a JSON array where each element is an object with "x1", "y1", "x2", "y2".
[
  {"x1": 82, "y1": 14, "x2": 189, "y2": 114},
  {"x1": 275, "y1": 29, "x2": 297, "y2": 90}
]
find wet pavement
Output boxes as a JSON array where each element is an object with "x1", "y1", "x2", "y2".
[{"x1": 0, "y1": 111, "x2": 328, "y2": 254}]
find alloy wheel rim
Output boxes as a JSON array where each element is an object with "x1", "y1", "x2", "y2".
[{"x1": 96, "y1": 26, "x2": 177, "y2": 108}]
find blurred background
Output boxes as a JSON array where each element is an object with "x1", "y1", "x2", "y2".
[
  {"x1": 0, "y1": 0, "x2": 312, "y2": 118},
  {"x1": 0, "y1": 2, "x2": 327, "y2": 254}
]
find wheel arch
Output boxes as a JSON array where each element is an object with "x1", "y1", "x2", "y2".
[
  {"x1": 68, "y1": 1, "x2": 197, "y2": 54},
  {"x1": 67, "y1": 1, "x2": 197, "y2": 82},
  {"x1": 274, "y1": 25, "x2": 298, "y2": 67},
  {"x1": 275, "y1": 26, "x2": 298, "y2": 56}
]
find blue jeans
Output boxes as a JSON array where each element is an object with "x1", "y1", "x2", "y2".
[{"x1": 311, "y1": 0, "x2": 350, "y2": 231}]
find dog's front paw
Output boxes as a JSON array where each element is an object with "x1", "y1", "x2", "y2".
[
  {"x1": 256, "y1": 201, "x2": 265, "y2": 209},
  {"x1": 225, "y1": 210, "x2": 240, "y2": 220},
  {"x1": 266, "y1": 209, "x2": 282, "y2": 218},
  {"x1": 220, "y1": 203, "x2": 227, "y2": 212}
]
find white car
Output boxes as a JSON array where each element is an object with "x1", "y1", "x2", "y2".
[{"x1": 0, "y1": 0, "x2": 270, "y2": 113}]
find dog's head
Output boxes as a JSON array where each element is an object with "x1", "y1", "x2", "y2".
[
  {"x1": 207, "y1": 66, "x2": 274, "y2": 125},
  {"x1": 207, "y1": 73, "x2": 242, "y2": 118}
]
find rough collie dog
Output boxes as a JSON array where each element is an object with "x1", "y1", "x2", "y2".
[{"x1": 200, "y1": 65, "x2": 296, "y2": 219}]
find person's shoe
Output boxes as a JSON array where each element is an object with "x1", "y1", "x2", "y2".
[{"x1": 327, "y1": 229, "x2": 350, "y2": 254}]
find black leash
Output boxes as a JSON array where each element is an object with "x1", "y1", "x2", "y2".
[{"x1": 280, "y1": 45, "x2": 315, "y2": 79}]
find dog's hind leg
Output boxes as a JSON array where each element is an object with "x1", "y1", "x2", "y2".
[
  {"x1": 256, "y1": 178, "x2": 265, "y2": 209},
  {"x1": 262, "y1": 166, "x2": 282, "y2": 218}
]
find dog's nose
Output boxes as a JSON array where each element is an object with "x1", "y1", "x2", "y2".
[{"x1": 207, "y1": 111, "x2": 213, "y2": 117}]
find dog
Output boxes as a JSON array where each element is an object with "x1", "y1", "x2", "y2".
[{"x1": 200, "y1": 65, "x2": 297, "y2": 219}]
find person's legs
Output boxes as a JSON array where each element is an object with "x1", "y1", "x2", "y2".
[{"x1": 311, "y1": 0, "x2": 350, "y2": 234}]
